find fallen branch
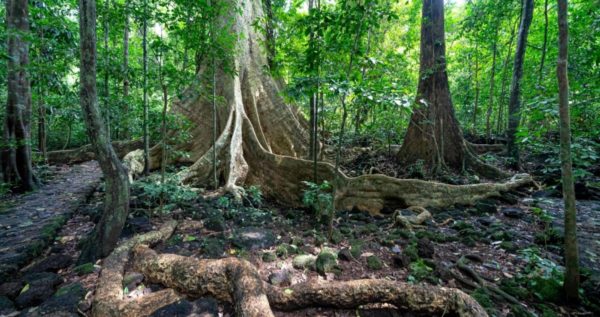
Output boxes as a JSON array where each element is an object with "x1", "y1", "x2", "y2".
[
  {"x1": 47, "y1": 139, "x2": 143, "y2": 165},
  {"x1": 132, "y1": 245, "x2": 489, "y2": 317}
]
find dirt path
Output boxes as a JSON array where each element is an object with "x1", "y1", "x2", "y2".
[{"x1": 0, "y1": 162, "x2": 101, "y2": 280}]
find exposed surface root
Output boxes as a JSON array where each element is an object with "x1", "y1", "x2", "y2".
[
  {"x1": 132, "y1": 245, "x2": 488, "y2": 317},
  {"x1": 92, "y1": 220, "x2": 179, "y2": 317}
]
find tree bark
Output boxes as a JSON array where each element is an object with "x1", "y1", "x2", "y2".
[
  {"x1": 556, "y1": 0, "x2": 579, "y2": 302},
  {"x1": 485, "y1": 27, "x2": 498, "y2": 141},
  {"x1": 397, "y1": 0, "x2": 506, "y2": 179},
  {"x1": 77, "y1": 0, "x2": 130, "y2": 263},
  {"x1": 2, "y1": 0, "x2": 38, "y2": 191},
  {"x1": 496, "y1": 18, "x2": 519, "y2": 134},
  {"x1": 538, "y1": 0, "x2": 549, "y2": 86},
  {"x1": 506, "y1": 0, "x2": 534, "y2": 169},
  {"x1": 122, "y1": 2, "x2": 130, "y2": 139}
]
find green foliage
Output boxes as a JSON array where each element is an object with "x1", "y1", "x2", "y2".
[
  {"x1": 132, "y1": 173, "x2": 197, "y2": 213},
  {"x1": 514, "y1": 248, "x2": 565, "y2": 302},
  {"x1": 302, "y1": 181, "x2": 333, "y2": 223},
  {"x1": 407, "y1": 258, "x2": 433, "y2": 284},
  {"x1": 245, "y1": 185, "x2": 263, "y2": 207}
]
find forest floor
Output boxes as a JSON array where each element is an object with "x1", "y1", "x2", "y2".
[{"x1": 0, "y1": 151, "x2": 599, "y2": 317}]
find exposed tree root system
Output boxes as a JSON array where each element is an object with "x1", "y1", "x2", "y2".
[
  {"x1": 130, "y1": 244, "x2": 486, "y2": 317},
  {"x1": 123, "y1": 0, "x2": 533, "y2": 215}
]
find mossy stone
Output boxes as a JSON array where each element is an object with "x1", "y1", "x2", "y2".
[
  {"x1": 73, "y1": 263, "x2": 95, "y2": 276},
  {"x1": 366, "y1": 255, "x2": 383, "y2": 270},
  {"x1": 292, "y1": 255, "x2": 316, "y2": 270},
  {"x1": 315, "y1": 251, "x2": 337, "y2": 275}
]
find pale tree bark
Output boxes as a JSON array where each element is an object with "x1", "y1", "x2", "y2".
[
  {"x1": 506, "y1": 0, "x2": 534, "y2": 169},
  {"x1": 77, "y1": 0, "x2": 130, "y2": 263},
  {"x1": 2, "y1": 0, "x2": 38, "y2": 191},
  {"x1": 556, "y1": 0, "x2": 579, "y2": 302},
  {"x1": 123, "y1": 0, "x2": 531, "y2": 216},
  {"x1": 397, "y1": 0, "x2": 507, "y2": 179}
]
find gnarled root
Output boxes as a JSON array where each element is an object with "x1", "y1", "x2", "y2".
[
  {"x1": 92, "y1": 221, "x2": 179, "y2": 317},
  {"x1": 132, "y1": 245, "x2": 488, "y2": 317}
]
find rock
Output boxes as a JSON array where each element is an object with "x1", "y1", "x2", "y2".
[
  {"x1": 26, "y1": 254, "x2": 73, "y2": 273},
  {"x1": 366, "y1": 255, "x2": 383, "y2": 270},
  {"x1": 22, "y1": 272, "x2": 63, "y2": 288},
  {"x1": 268, "y1": 270, "x2": 291, "y2": 286},
  {"x1": 417, "y1": 238, "x2": 435, "y2": 258},
  {"x1": 127, "y1": 217, "x2": 153, "y2": 233},
  {"x1": 36, "y1": 283, "x2": 86, "y2": 316},
  {"x1": 474, "y1": 200, "x2": 497, "y2": 215},
  {"x1": 73, "y1": 263, "x2": 96, "y2": 276},
  {"x1": 150, "y1": 298, "x2": 219, "y2": 317},
  {"x1": 0, "y1": 296, "x2": 15, "y2": 315},
  {"x1": 501, "y1": 207, "x2": 524, "y2": 219},
  {"x1": 275, "y1": 244, "x2": 289, "y2": 258},
  {"x1": 0, "y1": 281, "x2": 23, "y2": 299},
  {"x1": 392, "y1": 254, "x2": 411, "y2": 268},
  {"x1": 499, "y1": 192, "x2": 519, "y2": 204},
  {"x1": 316, "y1": 250, "x2": 338, "y2": 275},
  {"x1": 204, "y1": 214, "x2": 226, "y2": 232},
  {"x1": 262, "y1": 252, "x2": 277, "y2": 262},
  {"x1": 292, "y1": 255, "x2": 316, "y2": 270},
  {"x1": 231, "y1": 227, "x2": 276, "y2": 250},
  {"x1": 478, "y1": 216, "x2": 496, "y2": 227},
  {"x1": 338, "y1": 248, "x2": 354, "y2": 262},
  {"x1": 15, "y1": 272, "x2": 63, "y2": 308},
  {"x1": 391, "y1": 245, "x2": 402, "y2": 254},
  {"x1": 330, "y1": 230, "x2": 343, "y2": 244},
  {"x1": 123, "y1": 272, "x2": 144, "y2": 290}
]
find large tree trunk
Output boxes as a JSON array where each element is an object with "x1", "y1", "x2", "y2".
[
  {"x1": 397, "y1": 0, "x2": 506, "y2": 179},
  {"x1": 556, "y1": 0, "x2": 579, "y2": 302},
  {"x1": 124, "y1": 0, "x2": 530, "y2": 215},
  {"x1": 2, "y1": 0, "x2": 38, "y2": 191},
  {"x1": 506, "y1": 0, "x2": 534, "y2": 169},
  {"x1": 77, "y1": 0, "x2": 130, "y2": 263}
]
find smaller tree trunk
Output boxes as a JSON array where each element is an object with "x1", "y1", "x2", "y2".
[
  {"x1": 556, "y1": 0, "x2": 579, "y2": 302},
  {"x1": 2, "y1": 0, "x2": 38, "y2": 191},
  {"x1": 38, "y1": 87, "x2": 47, "y2": 162},
  {"x1": 496, "y1": 18, "x2": 519, "y2": 134},
  {"x1": 485, "y1": 28, "x2": 499, "y2": 141},
  {"x1": 77, "y1": 0, "x2": 130, "y2": 263},
  {"x1": 506, "y1": 0, "x2": 534, "y2": 169},
  {"x1": 538, "y1": 0, "x2": 549, "y2": 86},
  {"x1": 122, "y1": 3, "x2": 130, "y2": 139},
  {"x1": 142, "y1": 0, "x2": 150, "y2": 175}
]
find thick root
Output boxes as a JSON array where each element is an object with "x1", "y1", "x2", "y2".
[
  {"x1": 92, "y1": 220, "x2": 179, "y2": 317},
  {"x1": 133, "y1": 245, "x2": 488, "y2": 317}
]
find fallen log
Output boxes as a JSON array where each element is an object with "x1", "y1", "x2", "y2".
[
  {"x1": 47, "y1": 139, "x2": 143, "y2": 165},
  {"x1": 128, "y1": 245, "x2": 488, "y2": 317}
]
